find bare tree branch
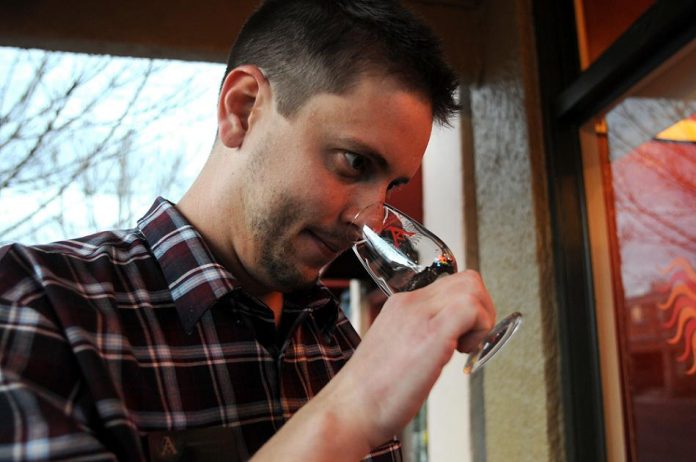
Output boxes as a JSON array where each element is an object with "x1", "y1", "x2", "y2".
[{"x1": 0, "y1": 49, "x2": 215, "y2": 243}]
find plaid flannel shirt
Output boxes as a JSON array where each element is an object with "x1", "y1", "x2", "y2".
[{"x1": 0, "y1": 197, "x2": 401, "y2": 461}]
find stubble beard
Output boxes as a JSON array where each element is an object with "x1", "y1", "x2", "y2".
[
  {"x1": 248, "y1": 196, "x2": 320, "y2": 293},
  {"x1": 243, "y1": 137, "x2": 321, "y2": 293}
]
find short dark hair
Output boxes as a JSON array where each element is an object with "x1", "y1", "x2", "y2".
[{"x1": 224, "y1": 0, "x2": 459, "y2": 125}]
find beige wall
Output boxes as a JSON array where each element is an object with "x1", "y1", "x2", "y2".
[{"x1": 465, "y1": 0, "x2": 564, "y2": 460}]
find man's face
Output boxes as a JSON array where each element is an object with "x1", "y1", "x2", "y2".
[{"x1": 228, "y1": 74, "x2": 433, "y2": 293}]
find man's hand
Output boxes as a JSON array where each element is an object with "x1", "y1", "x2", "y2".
[
  {"x1": 252, "y1": 270, "x2": 496, "y2": 461},
  {"x1": 333, "y1": 269, "x2": 495, "y2": 446}
]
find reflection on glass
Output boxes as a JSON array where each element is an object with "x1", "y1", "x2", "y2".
[{"x1": 604, "y1": 98, "x2": 696, "y2": 461}]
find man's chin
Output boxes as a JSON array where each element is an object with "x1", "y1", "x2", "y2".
[{"x1": 264, "y1": 265, "x2": 321, "y2": 293}]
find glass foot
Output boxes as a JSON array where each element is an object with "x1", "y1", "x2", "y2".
[{"x1": 463, "y1": 312, "x2": 523, "y2": 375}]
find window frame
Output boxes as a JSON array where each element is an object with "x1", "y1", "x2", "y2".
[{"x1": 532, "y1": 1, "x2": 696, "y2": 461}]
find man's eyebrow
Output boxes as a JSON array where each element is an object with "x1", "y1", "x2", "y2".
[{"x1": 340, "y1": 138, "x2": 411, "y2": 188}]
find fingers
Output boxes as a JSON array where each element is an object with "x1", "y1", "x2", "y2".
[
  {"x1": 426, "y1": 270, "x2": 496, "y2": 353},
  {"x1": 325, "y1": 269, "x2": 497, "y2": 444}
]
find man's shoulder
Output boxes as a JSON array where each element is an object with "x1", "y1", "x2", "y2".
[
  {"x1": 0, "y1": 228, "x2": 151, "y2": 297},
  {"x1": 1, "y1": 228, "x2": 145, "y2": 266}
]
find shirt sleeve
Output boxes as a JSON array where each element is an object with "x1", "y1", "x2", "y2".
[
  {"x1": 0, "y1": 245, "x2": 119, "y2": 461},
  {"x1": 332, "y1": 309, "x2": 404, "y2": 461},
  {"x1": 363, "y1": 438, "x2": 403, "y2": 461},
  {"x1": 0, "y1": 297, "x2": 117, "y2": 461}
]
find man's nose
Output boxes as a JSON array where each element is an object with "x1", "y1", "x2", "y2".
[{"x1": 349, "y1": 201, "x2": 386, "y2": 234}]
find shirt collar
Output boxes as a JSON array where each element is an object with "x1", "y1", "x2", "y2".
[
  {"x1": 287, "y1": 284, "x2": 339, "y2": 329},
  {"x1": 137, "y1": 197, "x2": 240, "y2": 333},
  {"x1": 136, "y1": 197, "x2": 340, "y2": 334}
]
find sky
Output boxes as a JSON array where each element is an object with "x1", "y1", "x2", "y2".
[{"x1": 0, "y1": 47, "x2": 225, "y2": 244}]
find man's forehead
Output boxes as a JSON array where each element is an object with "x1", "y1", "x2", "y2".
[{"x1": 285, "y1": 73, "x2": 433, "y2": 176}]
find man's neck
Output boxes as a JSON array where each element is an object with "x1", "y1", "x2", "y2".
[
  {"x1": 260, "y1": 291, "x2": 284, "y2": 327},
  {"x1": 177, "y1": 154, "x2": 285, "y2": 328}
]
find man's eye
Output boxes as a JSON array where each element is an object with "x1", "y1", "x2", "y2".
[
  {"x1": 344, "y1": 152, "x2": 366, "y2": 172},
  {"x1": 332, "y1": 150, "x2": 375, "y2": 182}
]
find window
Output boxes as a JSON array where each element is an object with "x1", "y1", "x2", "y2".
[
  {"x1": 0, "y1": 47, "x2": 224, "y2": 244},
  {"x1": 581, "y1": 38, "x2": 696, "y2": 462}
]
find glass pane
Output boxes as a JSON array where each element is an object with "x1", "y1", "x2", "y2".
[
  {"x1": 0, "y1": 47, "x2": 224, "y2": 244},
  {"x1": 598, "y1": 41, "x2": 696, "y2": 461}
]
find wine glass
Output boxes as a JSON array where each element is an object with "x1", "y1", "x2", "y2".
[{"x1": 351, "y1": 203, "x2": 522, "y2": 375}]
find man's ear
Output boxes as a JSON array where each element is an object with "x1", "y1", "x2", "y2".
[{"x1": 217, "y1": 65, "x2": 269, "y2": 149}]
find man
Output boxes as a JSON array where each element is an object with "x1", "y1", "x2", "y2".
[{"x1": 0, "y1": 0, "x2": 495, "y2": 460}]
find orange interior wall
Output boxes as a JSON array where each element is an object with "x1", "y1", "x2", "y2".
[{"x1": 577, "y1": 0, "x2": 655, "y2": 67}]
